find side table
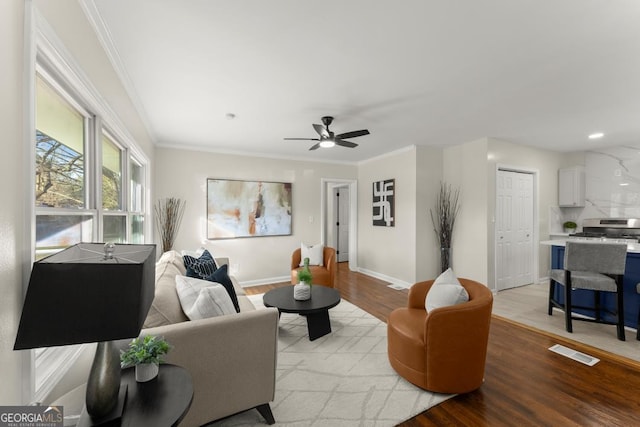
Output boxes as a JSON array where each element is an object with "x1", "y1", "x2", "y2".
[{"x1": 77, "y1": 364, "x2": 193, "y2": 427}]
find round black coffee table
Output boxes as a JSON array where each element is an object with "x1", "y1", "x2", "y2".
[{"x1": 263, "y1": 286, "x2": 341, "y2": 341}]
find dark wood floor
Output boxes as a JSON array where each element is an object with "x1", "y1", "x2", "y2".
[{"x1": 246, "y1": 263, "x2": 640, "y2": 426}]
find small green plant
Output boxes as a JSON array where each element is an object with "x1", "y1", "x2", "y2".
[
  {"x1": 563, "y1": 221, "x2": 577, "y2": 229},
  {"x1": 120, "y1": 335, "x2": 171, "y2": 368},
  {"x1": 297, "y1": 257, "x2": 312, "y2": 284}
]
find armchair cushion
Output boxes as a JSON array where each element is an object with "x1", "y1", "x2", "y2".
[
  {"x1": 425, "y1": 268, "x2": 469, "y2": 312},
  {"x1": 300, "y1": 243, "x2": 324, "y2": 266},
  {"x1": 176, "y1": 275, "x2": 236, "y2": 320}
]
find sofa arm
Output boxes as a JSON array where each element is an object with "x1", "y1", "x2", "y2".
[{"x1": 142, "y1": 308, "x2": 279, "y2": 427}]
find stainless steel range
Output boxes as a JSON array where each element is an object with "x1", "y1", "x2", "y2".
[{"x1": 569, "y1": 218, "x2": 640, "y2": 243}]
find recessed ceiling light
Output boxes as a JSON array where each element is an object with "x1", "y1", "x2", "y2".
[{"x1": 588, "y1": 132, "x2": 604, "y2": 139}]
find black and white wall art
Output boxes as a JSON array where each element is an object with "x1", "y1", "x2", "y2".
[{"x1": 372, "y1": 179, "x2": 395, "y2": 227}]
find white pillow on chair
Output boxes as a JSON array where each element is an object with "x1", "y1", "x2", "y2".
[
  {"x1": 300, "y1": 243, "x2": 324, "y2": 266},
  {"x1": 425, "y1": 268, "x2": 469, "y2": 312}
]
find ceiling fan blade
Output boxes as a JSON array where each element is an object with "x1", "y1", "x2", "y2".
[
  {"x1": 313, "y1": 123, "x2": 329, "y2": 138},
  {"x1": 335, "y1": 129, "x2": 370, "y2": 140},
  {"x1": 335, "y1": 139, "x2": 358, "y2": 148},
  {"x1": 284, "y1": 138, "x2": 320, "y2": 141},
  {"x1": 309, "y1": 143, "x2": 321, "y2": 151}
]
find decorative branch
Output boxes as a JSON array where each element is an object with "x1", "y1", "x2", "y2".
[
  {"x1": 430, "y1": 182, "x2": 460, "y2": 271},
  {"x1": 154, "y1": 197, "x2": 186, "y2": 253}
]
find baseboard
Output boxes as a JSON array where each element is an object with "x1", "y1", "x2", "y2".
[
  {"x1": 240, "y1": 275, "x2": 291, "y2": 288},
  {"x1": 357, "y1": 267, "x2": 412, "y2": 289}
]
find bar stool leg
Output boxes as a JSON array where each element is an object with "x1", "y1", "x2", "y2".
[
  {"x1": 565, "y1": 281, "x2": 573, "y2": 333},
  {"x1": 616, "y1": 285, "x2": 625, "y2": 341},
  {"x1": 548, "y1": 279, "x2": 555, "y2": 316}
]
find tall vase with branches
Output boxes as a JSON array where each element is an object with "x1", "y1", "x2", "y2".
[
  {"x1": 155, "y1": 197, "x2": 186, "y2": 253},
  {"x1": 430, "y1": 182, "x2": 460, "y2": 272}
]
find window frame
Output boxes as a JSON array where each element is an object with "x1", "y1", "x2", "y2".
[{"x1": 24, "y1": 8, "x2": 152, "y2": 404}]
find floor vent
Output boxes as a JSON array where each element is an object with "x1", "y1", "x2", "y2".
[
  {"x1": 387, "y1": 284, "x2": 405, "y2": 290},
  {"x1": 549, "y1": 344, "x2": 600, "y2": 366}
]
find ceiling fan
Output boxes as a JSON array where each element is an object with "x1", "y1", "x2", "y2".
[{"x1": 284, "y1": 116, "x2": 370, "y2": 150}]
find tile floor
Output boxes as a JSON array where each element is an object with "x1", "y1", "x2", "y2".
[{"x1": 492, "y1": 282, "x2": 640, "y2": 363}]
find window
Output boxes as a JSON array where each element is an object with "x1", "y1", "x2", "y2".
[{"x1": 32, "y1": 70, "x2": 149, "y2": 401}]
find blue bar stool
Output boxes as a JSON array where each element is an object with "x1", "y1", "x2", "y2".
[{"x1": 548, "y1": 241, "x2": 627, "y2": 341}]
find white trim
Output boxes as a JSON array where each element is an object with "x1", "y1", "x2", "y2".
[
  {"x1": 21, "y1": 0, "x2": 36, "y2": 405},
  {"x1": 357, "y1": 267, "x2": 413, "y2": 289},
  {"x1": 78, "y1": 0, "x2": 157, "y2": 144},
  {"x1": 240, "y1": 276, "x2": 292, "y2": 288},
  {"x1": 357, "y1": 144, "x2": 416, "y2": 166}
]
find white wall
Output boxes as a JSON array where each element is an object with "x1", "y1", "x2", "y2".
[
  {"x1": 356, "y1": 147, "x2": 413, "y2": 284},
  {"x1": 443, "y1": 139, "x2": 490, "y2": 283},
  {"x1": 0, "y1": 0, "x2": 27, "y2": 404},
  {"x1": 154, "y1": 147, "x2": 357, "y2": 284},
  {"x1": 416, "y1": 146, "x2": 443, "y2": 281}
]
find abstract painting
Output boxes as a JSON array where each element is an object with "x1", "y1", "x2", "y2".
[
  {"x1": 372, "y1": 179, "x2": 395, "y2": 226},
  {"x1": 207, "y1": 179, "x2": 292, "y2": 239}
]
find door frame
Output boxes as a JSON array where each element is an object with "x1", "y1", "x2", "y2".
[
  {"x1": 493, "y1": 164, "x2": 539, "y2": 293},
  {"x1": 321, "y1": 178, "x2": 358, "y2": 271}
]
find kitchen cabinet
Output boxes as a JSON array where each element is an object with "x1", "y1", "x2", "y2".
[{"x1": 558, "y1": 167, "x2": 585, "y2": 207}]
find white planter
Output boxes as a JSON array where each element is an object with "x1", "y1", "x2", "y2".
[
  {"x1": 135, "y1": 363, "x2": 159, "y2": 382},
  {"x1": 293, "y1": 282, "x2": 311, "y2": 301}
]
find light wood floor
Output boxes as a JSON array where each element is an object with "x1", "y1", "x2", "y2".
[{"x1": 246, "y1": 263, "x2": 640, "y2": 426}]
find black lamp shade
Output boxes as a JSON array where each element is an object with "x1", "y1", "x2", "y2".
[{"x1": 14, "y1": 243, "x2": 156, "y2": 350}]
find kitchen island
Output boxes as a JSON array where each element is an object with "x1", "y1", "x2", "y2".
[{"x1": 541, "y1": 239, "x2": 640, "y2": 331}]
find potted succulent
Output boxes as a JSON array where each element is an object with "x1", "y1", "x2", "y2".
[
  {"x1": 563, "y1": 221, "x2": 577, "y2": 233},
  {"x1": 294, "y1": 257, "x2": 312, "y2": 300},
  {"x1": 120, "y1": 335, "x2": 171, "y2": 382}
]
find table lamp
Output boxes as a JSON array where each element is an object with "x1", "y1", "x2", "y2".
[{"x1": 14, "y1": 243, "x2": 156, "y2": 425}]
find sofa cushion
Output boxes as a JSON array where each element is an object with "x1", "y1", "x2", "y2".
[
  {"x1": 158, "y1": 250, "x2": 187, "y2": 276},
  {"x1": 144, "y1": 260, "x2": 189, "y2": 328},
  {"x1": 184, "y1": 249, "x2": 218, "y2": 279},
  {"x1": 175, "y1": 275, "x2": 236, "y2": 320},
  {"x1": 300, "y1": 243, "x2": 324, "y2": 266},
  {"x1": 425, "y1": 268, "x2": 469, "y2": 312},
  {"x1": 202, "y1": 264, "x2": 240, "y2": 313}
]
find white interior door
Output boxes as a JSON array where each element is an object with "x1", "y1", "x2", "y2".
[
  {"x1": 496, "y1": 170, "x2": 534, "y2": 290},
  {"x1": 334, "y1": 187, "x2": 350, "y2": 262}
]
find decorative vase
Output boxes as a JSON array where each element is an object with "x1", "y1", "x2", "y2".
[
  {"x1": 135, "y1": 363, "x2": 159, "y2": 382},
  {"x1": 294, "y1": 282, "x2": 312, "y2": 301},
  {"x1": 440, "y1": 247, "x2": 452, "y2": 273}
]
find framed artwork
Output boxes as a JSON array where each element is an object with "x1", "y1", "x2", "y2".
[
  {"x1": 207, "y1": 179, "x2": 292, "y2": 239},
  {"x1": 372, "y1": 179, "x2": 395, "y2": 227}
]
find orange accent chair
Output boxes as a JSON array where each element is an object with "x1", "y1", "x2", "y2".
[
  {"x1": 290, "y1": 246, "x2": 337, "y2": 288},
  {"x1": 387, "y1": 278, "x2": 493, "y2": 394}
]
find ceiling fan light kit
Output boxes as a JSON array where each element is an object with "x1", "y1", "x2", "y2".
[{"x1": 284, "y1": 116, "x2": 370, "y2": 151}]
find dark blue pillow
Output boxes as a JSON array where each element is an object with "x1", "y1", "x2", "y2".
[
  {"x1": 204, "y1": 264, "x2": 240, "y2": 313},
  {"x1": 184, "y1": 250, "x2": 217, "y2": 280}
]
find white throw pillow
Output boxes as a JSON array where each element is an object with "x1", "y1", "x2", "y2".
[
  {"x1": 300, "y1": 243, "x2": 324, "y2": 266},
  {"x1": 425, "y1": 268, "x2": 469, "y2": 312},
  {"x1": 175, "y1": 275, "x2": 236, "y2": 320}
]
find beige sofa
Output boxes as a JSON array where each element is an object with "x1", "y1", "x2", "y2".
[{"x1": 143, "y1": 250, "x2": 279, "y2": 426}]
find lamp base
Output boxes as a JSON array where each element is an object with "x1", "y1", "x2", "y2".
[{"x1": 77, "y1": 385, "x2": 127, "y2": 427}]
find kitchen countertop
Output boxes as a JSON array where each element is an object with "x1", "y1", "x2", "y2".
[{"x1": 540, "y1": 238, "x2": 640, "y2": 253}]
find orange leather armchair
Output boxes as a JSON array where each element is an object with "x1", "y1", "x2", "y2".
[
  {"x1": 290, "y1": 246, "x2": 337, "y2": 288},
  {"x1": 387, "y1": 278, "x2": 493, "y2": 394}
]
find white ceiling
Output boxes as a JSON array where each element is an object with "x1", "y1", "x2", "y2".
[{"x1": 85, "y1": 0, "x2": 640, "y2": 163}]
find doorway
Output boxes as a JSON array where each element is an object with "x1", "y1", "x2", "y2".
[
  {"x1": 496, "y1": 168, "x2": 535, "y2": 290},
  {"x1": 332, "y1": 186, "x2": 350, "y2": 262},
  {"x1": 321, "y1": 178, "x2": 358, "y2": 270}
]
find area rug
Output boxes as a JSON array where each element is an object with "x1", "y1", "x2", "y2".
[{"x1": 210, "y1": 294, "x2": 453, "y2": 426}]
